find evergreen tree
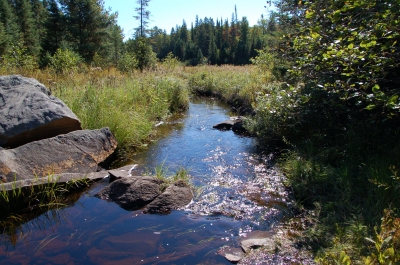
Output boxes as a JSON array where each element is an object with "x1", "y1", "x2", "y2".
[
  {"x1": 134, "y1": 0, "x2": 150, "y2": 37},
  {"x1": 0, "y1": 0, "x2": 21, "y2": 55},
  {"x1": 30, "y1": 0, "x2": 49, "y2": 48},
  {"x1": 208, "y1": 33, "x2": 218, "y2": 65},
  {"x1": 43, "y1": 0, "x2": 65, "y2": 55},
  {"x1": 105, "y1": 20, "x2": 124, "y2": 66},
  {"x1": 14, "y1": 0, "x2": 41, "y2": 56},
  {"x1": 60, "y1": 0, "x2": 113, "y2": 62}
]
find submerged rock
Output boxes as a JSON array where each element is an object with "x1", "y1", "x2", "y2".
[
  {"x1": 95, "y1": 176, "x2": 164, "y2": 210},
  {"x1": 240, "y1": 230, "x2": 275, "y2": 253},
  {"x1": 0, "y1": 75, "x2": 81, "y2": 148},
  {"x1": 144, "y1": 180, "x2": 193, "y2": 213},
  {"x1": 0, "y1": 127, "x2": 117, "y2": 183},
  {"x1": 218, "y1": 247, "x2": 245, "y2": 263}
]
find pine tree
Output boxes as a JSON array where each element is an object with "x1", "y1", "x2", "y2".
[
  {"x1": 43, "y1": 0, "x2": 65, "y2": 55},
  {"x1": 14, "y1": 0, "x2": 40, "y2": 56},
  {"x1": 208, "y1": 33, "x2": 218, "y2": 65},
  {"x1": 134, "y1": 0, "x2": 150, "y2": 38},
  {"x1": 30, "y1": 0, "x2": 49, "y2": 48},
  {"x1": 0, "y1": 0, "x2": 21, "y2": 54},
  {"x1": 60, "y1": 0, "x2": 113, "y2": 62}
]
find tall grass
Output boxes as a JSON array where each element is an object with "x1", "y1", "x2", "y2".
[
  {"x1": 186, "y1": 65, "x2": 267, "y2": 114},
  {"x1": 1, "y1": 65, "x2": 190, "y2": 155}
]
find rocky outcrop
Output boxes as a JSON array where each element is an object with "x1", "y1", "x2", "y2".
[
  {"x1": 95, "y1": 176, "x2": 164, "y2": 210},
  {"x1": 95, "y1": 165, "x2": 193, "y2": 213},
  {"x1": 0, "y1": 75, "x2": 81, "y2": 148},
  {"x1": 0, "y1": 128, "x2": 117, "y2": 183}
]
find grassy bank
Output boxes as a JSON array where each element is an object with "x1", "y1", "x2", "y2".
[{"x1": 1, "y1": 65, "x2": 190, "y2": 159}]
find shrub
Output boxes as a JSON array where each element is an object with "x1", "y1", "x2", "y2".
[
  {"x1": 49, "y1": 48, "x2": 82, "y2": 74},
  {"x1": 0, "y1": 44, "x2": 37, "y2": 73}
]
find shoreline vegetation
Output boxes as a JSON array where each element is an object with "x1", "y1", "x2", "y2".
[{"x1": 1, "y1": 59, "x2": 399, "y2": 262}]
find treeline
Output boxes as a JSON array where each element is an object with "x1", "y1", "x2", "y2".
[
  {"x1": 0, "y1": 0, "x2": 123, "y2": 67},
  {"x1": 143, "y1": 12, "x2": 279, "y2": 66},
  {"x1": 1, "y1": 0, "x2": 280, "y2": 69}
]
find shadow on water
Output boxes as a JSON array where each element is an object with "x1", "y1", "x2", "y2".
[{"x1": 0, "y1": 97, "x2": 292, "y2": 264}]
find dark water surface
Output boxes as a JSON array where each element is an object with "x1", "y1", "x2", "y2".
[{"x1": 0, "y1": 98, "x2": 290, "y2": 264}]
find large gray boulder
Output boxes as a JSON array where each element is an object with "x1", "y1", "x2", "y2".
[
  {"x1": 95, "y1": 176, "x2": 164, "y2": 210},
  {"x1": 0, "y1": 75, "x2": 81, "y2": 148},
  {"x1": 0, "y1": 128, "x2": 117, "y2": 183}
]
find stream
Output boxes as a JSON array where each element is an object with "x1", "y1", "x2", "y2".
[{"x1": 0, "y1": 97, "x2": 291, "y2": 264}]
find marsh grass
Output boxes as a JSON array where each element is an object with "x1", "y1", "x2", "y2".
[
  {"x1": 186, "y1": 65, "x2": 265, "y2": 114},
  {"x1": 0, "y1": 174, "x2": 90, "y2": 213},
  {"x1": 145, "y1": 163, "x2": 193, "y2": 192}
]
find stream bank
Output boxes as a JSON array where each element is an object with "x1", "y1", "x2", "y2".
[{"x1": 0, "y1": 97, "x2": 314, "y2": 264}]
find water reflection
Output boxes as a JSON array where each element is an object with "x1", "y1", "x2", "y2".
[{"x1": 0, "y1": 98, "x2": 291, "y2": 264}]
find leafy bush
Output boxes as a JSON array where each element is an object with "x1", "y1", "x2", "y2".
[
  {"x1": 49, "y1": 48, "x2": 82, "y2": 74},
  {"x1": 117, "y1": 52, "x2": 138, "y2": 73},
  {"x1": 0, "y1": 44, "x2": 37, "y2": 72},
  {"x1": 291, "y1": 0, "x2": 400, "y2": 117}
]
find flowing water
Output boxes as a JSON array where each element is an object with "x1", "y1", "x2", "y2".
[{"x1": 0, "y1": 98, "x2": 291, "y2": 264}]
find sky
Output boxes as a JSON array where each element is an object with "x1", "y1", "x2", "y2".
[{"x1": 102, "y1": 0, "x2": 273, "y2": 40}]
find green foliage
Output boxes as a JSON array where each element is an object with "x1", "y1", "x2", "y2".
[
  {"x1": 291, "y1": 0, "x2": 400, "y2": 117},
  {"x1": 131, "y1": 37, "x2": 157, "y2": 72},
  {"x1": 161, "y1": 52, "x2": 180, "y2": 72},
  {"x1": 117, "y1": 52, "x2": 138, "y2": 73},
  {"x1": 0, "y1": 43, "x2": 37, "y2": 72},
  {"x1": 49, "y1": 48, "x2": 82, "y2": 74}
]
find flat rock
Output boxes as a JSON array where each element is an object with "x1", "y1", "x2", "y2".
[
  {"x1": 240, "y1": 230, "x2": 275, "y2": 253},
  {"x1": 0, "y1": 127, "x2": 117, "y2": 183},
  {"x1": 0, "y1": 171, "x2": 108, "y2": 191},
  {"x1": 144, "y1": 180, "x2": 193, "y2": 213},
  {"x1": 218, "y1": 247, "x2": 245, "y2": 263},
  {"x1": 0, "y1": 75, "x2": 81, "y2": 148},
  {"x1": 95, "y1": 176, "x2": 164, "y2": 210},
  {"x1": 108, "y1": 164, "x2": 139, "y2": 182}
]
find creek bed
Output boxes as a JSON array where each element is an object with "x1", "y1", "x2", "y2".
[{"x1": 0, "y1": 98, "x2": 291, "y2": 264}]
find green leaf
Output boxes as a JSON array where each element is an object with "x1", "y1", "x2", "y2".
[
  {"x1": 305, "y1": 10, "x2": 314, "y2": 19},
  {"x1": 348, "y1": 43, "x2": 354, "y2": 49},
  {"x1": 388, "y1": 95, "x2": 398, "y2": 104},
  {"x1": 383, "y1": 247, "x2": 394, "y2": 258},
  {"x1": 372, "y1": 84, "x2": 380, "y2": 93},
  {"x1": 365, "y1": 104, "x2": 376, "y2": 110}
]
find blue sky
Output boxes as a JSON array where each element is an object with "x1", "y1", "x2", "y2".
[{"x1": 102, "y1": 0, "x2": 273, "y2": 39}]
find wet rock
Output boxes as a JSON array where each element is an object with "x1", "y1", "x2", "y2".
[
  {"x1": 107, "y1": 164, "x2": 139, "y2": 182},
  {"x1": 213, "y1": 119, "x2": 235, "y2": 130},
  {"x1": 0, "y1": 171, "x2": 108, "y2": 191},
  {"x1": 213, "y1": 116, "x2": 248, "y2": 134},
  {"x1": 144, "y1": 180, "x2": 193, "y2": 213},
  {"x1": 95, "y1": 176, "x2": 164, "y2": 210},
  {"x1": 218, "y1": 247, "x2": 245, "y2": 263},
  {"x1": 240, "y1": 230, "x2": 275, "y2": 253},
  {"x1": 0, "y1": 128, "x2": 117, "y2": 183},
  {"x1": 0, "y1": 75, "x2": 81, "y2": 148}
]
